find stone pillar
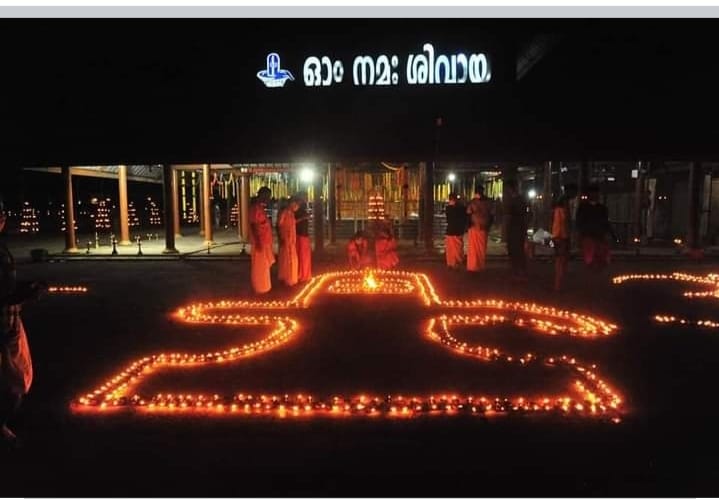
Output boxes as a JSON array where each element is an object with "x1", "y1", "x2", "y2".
[
  {"x1": 328, "y1": 163, "x2": 337, "y2": 245},
  {"x1": 171, "y1": 166, "x2": 181, "y2": 238},
  {"x1": 421, "y1": 161, "x2": 434, "y2": 252},
  {"x1": 62, "y1": 166, "x2": 78, "y2": 253},
  {"x1": 313, "y1": 168, "x2": 324, "y2": 254},
  {"x1": 632, "y1": 161, "x2": 645, "y2": 242},
  {"x1": 162, "y1": 164, "x2": 179, "y2": 254},
  {"x1": 202, "y1": 164, "x2": 213, "y2": 245},
  {"x1": 501, "y1": 165, "x2": 519, "y2": 242},
  {"x1": 543, "y1": 161, "x2": 553, "y2": 229},
  {"x1": 687, "y1": 161, "x2": 704, "y2": 255},
  {"x1": 118, "y1": 165, "x2": 131, "y2": 245},
  {"x1": 577, "y1": 161, "x2": 586, "y2": 197}
]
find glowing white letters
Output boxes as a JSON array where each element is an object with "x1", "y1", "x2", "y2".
[
  {"x1": 264, "y1": 43, "x2": 491, "y2": 89},
  {"x1": 303, "y1": 56, "x2": 344, "y2": 87},
  {"x1": 406, "y1": 44, "x2": 491, "y2": 85}
]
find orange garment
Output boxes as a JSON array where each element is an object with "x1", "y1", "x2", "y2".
[
  {"x1": 375, "y1": 237, "x2": 399, "y2": 269},
  {"x1": 296, "y1": 235, "x2": 312, "y2": 282},
  {"x1": 466, "y1": 227, "x2": 488, "y2": 271},
  {"x1": 277, "y1": 208, "x2": 298, "y2": 286},
  {"x1": 249, "y1": 201, "x2": 275, "y2": 294},
  {"x1": 445, "y1": 235, "x2": 464, "y2": 268},
  {"x1": 552, "y1": 205, "x2": 569, "y2": 240},
  {"x1": 347, "y1": 238, "x2": 369, "y2": 269}
]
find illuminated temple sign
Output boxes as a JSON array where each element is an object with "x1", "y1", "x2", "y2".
[{"x1": 259, "y1": 43, "x2": 492, "y2": 88}]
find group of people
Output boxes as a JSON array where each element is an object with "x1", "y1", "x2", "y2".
[
  {"x1": 444, "y1": 180, "x2": 616, "y2": 291},
  {"x1": 445, "y1": 180, "x2": 528, "y2": 280},
  {"x1": 347, "y1": 220, "x2": 399, "y2": 270},
  {"x1": 249, "y1": 187, "x2": 312, "y2": 294}
]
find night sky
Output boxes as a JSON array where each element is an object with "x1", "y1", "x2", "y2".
[{"x1": 1, "y1": 19, "x2": 719, "y2": 168}]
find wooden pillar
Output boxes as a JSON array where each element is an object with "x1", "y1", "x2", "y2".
[
  {"x1": 62, "y1": 166, "x2": 78, "y2": 253},
  {"x1": 313, "y1": 168, "x2": 324, "y2": 254},
  {"x1": 421, "y1": 161, "x2": 434, "y2": 252},
  {"x1": 543, "y1": 161, "x2": 553, "y2": 229},
  {"x1": 118, "y1": 165, "x2": 131, "y2": 245},
  {"x1": 162, "y1": 164, "x2": 179, "y2": 254},
  {"x1": 687, "y1": 161, "x2": 703, "y2": 253},
  {"x1": 239, "y1": 172, "x2": 251, "y2": 242},
  {"x1": 171, "y1": 166, "x2": 181, "y2": 238},
  {"x1": 202, "y1": 164, "x2": 213, "y2": 245},
  {"x1": 328, "y1": 163, "x2": 337, "y2": 245},
  {"x1": 198, "y1": 172, "x2": 204, "y2": 237}
]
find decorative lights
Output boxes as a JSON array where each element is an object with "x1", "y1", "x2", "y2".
[
  {"x1": 614, "y1": 272, "x2": 719, "y2": 329},
  {"x1": 47, "y1": 286, "x2": 88, "y2": 294},
  {"x1": 19, "y1": 202, "x2": 40, "y2": 234},
  {"x1": 73, "y1": 269, "x2": 622, "y2": 420}
]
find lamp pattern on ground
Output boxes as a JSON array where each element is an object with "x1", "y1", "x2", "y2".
[
  {"x1": 73, "y1": 269, "x2": 622, "y2": 420},
  {"x1": 47, "y1": 286, "x2": 88, "y2": 294},
  {"x1": 613, "y1": 272, "x2": 719, "y2": 329}
]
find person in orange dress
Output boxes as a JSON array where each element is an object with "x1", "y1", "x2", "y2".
[
  {"x1": 277, "y1": 198, "x2": 299, "y2": 287},
  {"x1": 551, "y1": 183, "x2": 578, "y2": 292},
  {"x1": 347, "y1": 231, "x2": 370, "y2": 269},
  {"x1": 466, "y1": 185, "x2": 493, "y2": 272},
  {"x1": 249, "y1": 187, "x2": 275, "y2": 294},
  {"x1": 375, "y1": 220, "x2": 399, "y2": 270}
]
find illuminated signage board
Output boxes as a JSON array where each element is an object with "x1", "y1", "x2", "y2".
[{"x1": 257, "y1": 43, "x2": 491, "y2": 89}]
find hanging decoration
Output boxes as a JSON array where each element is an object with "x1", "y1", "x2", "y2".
[
  {"x1": 92, "y1": 199, "x2": 112, "y2": 231},
  {"x1": 19, "y1": 201, "x2": 40, "y2": 234},
  {"x1": 128, "y1": 201, "x2": 140, "y2": 228},
  {"x1": 145, "y1": 197, "x2": 162, "y2": 226},
  {"x1": 58, "y1": 203, "x2": 77, "y2": 233}
]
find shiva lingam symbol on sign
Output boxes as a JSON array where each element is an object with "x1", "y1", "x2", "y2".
[
  {"x1": 72, "y1": 269, "x2": 623, "y2": 420},
  {"x1": 256, "y1": 53, "x2": 295, "y2": 88}
]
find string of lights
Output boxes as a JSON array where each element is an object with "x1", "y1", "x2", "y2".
[
  {"x1": 614, "y1": 272, "x2": 719, "y2": 329},
  {"x1": 73, "y1": 269, "x2": 623, "y2": 420}
]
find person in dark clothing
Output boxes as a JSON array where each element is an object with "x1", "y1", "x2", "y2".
[
  {"x1": 444, "y1": 192, "x2": 467, "y2": 269},
  {"x1": 503, "y1": 180, "x2": 529, "y2": 280},
  {"x1": 576, "y1": 185, "x2": 615, "y2": 270}
]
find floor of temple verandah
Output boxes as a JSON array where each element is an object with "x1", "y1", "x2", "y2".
[
  {"x1": 0, "y1": 258, "x2": 716, "y2": 496},
  {"x1": 6, "y1": 227, "x2": 719, "y2": 262}
]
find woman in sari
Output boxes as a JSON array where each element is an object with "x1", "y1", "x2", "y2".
[{"x1": 277, "y1": 198, "x2": 300, "y2": 287}]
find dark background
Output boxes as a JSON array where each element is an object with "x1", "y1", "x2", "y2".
[{"x1": 2, "y1": 19, "x2": 719, "y2": 166}]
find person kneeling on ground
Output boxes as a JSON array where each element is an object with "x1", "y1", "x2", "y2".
[{"x1": 375, "y1": 220, "x2": 399, "y2": 270}]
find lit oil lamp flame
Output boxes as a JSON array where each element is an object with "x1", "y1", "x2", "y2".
[{"x1": 363, "y1": 271, "x2": 379, "y2": 291}]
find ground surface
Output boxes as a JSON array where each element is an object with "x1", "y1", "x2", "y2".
[{"x1": 1, "y1": 251, "x2": 717, "y2": 496}]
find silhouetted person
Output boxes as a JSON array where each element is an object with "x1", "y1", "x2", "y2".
[{"x1": 576, "y1": 185, "x2": 615, "y2": 270}]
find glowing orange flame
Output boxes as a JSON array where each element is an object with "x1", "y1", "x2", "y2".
[{"x1": 363, "y1": 271, "x2": 379, "y2": 291}]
